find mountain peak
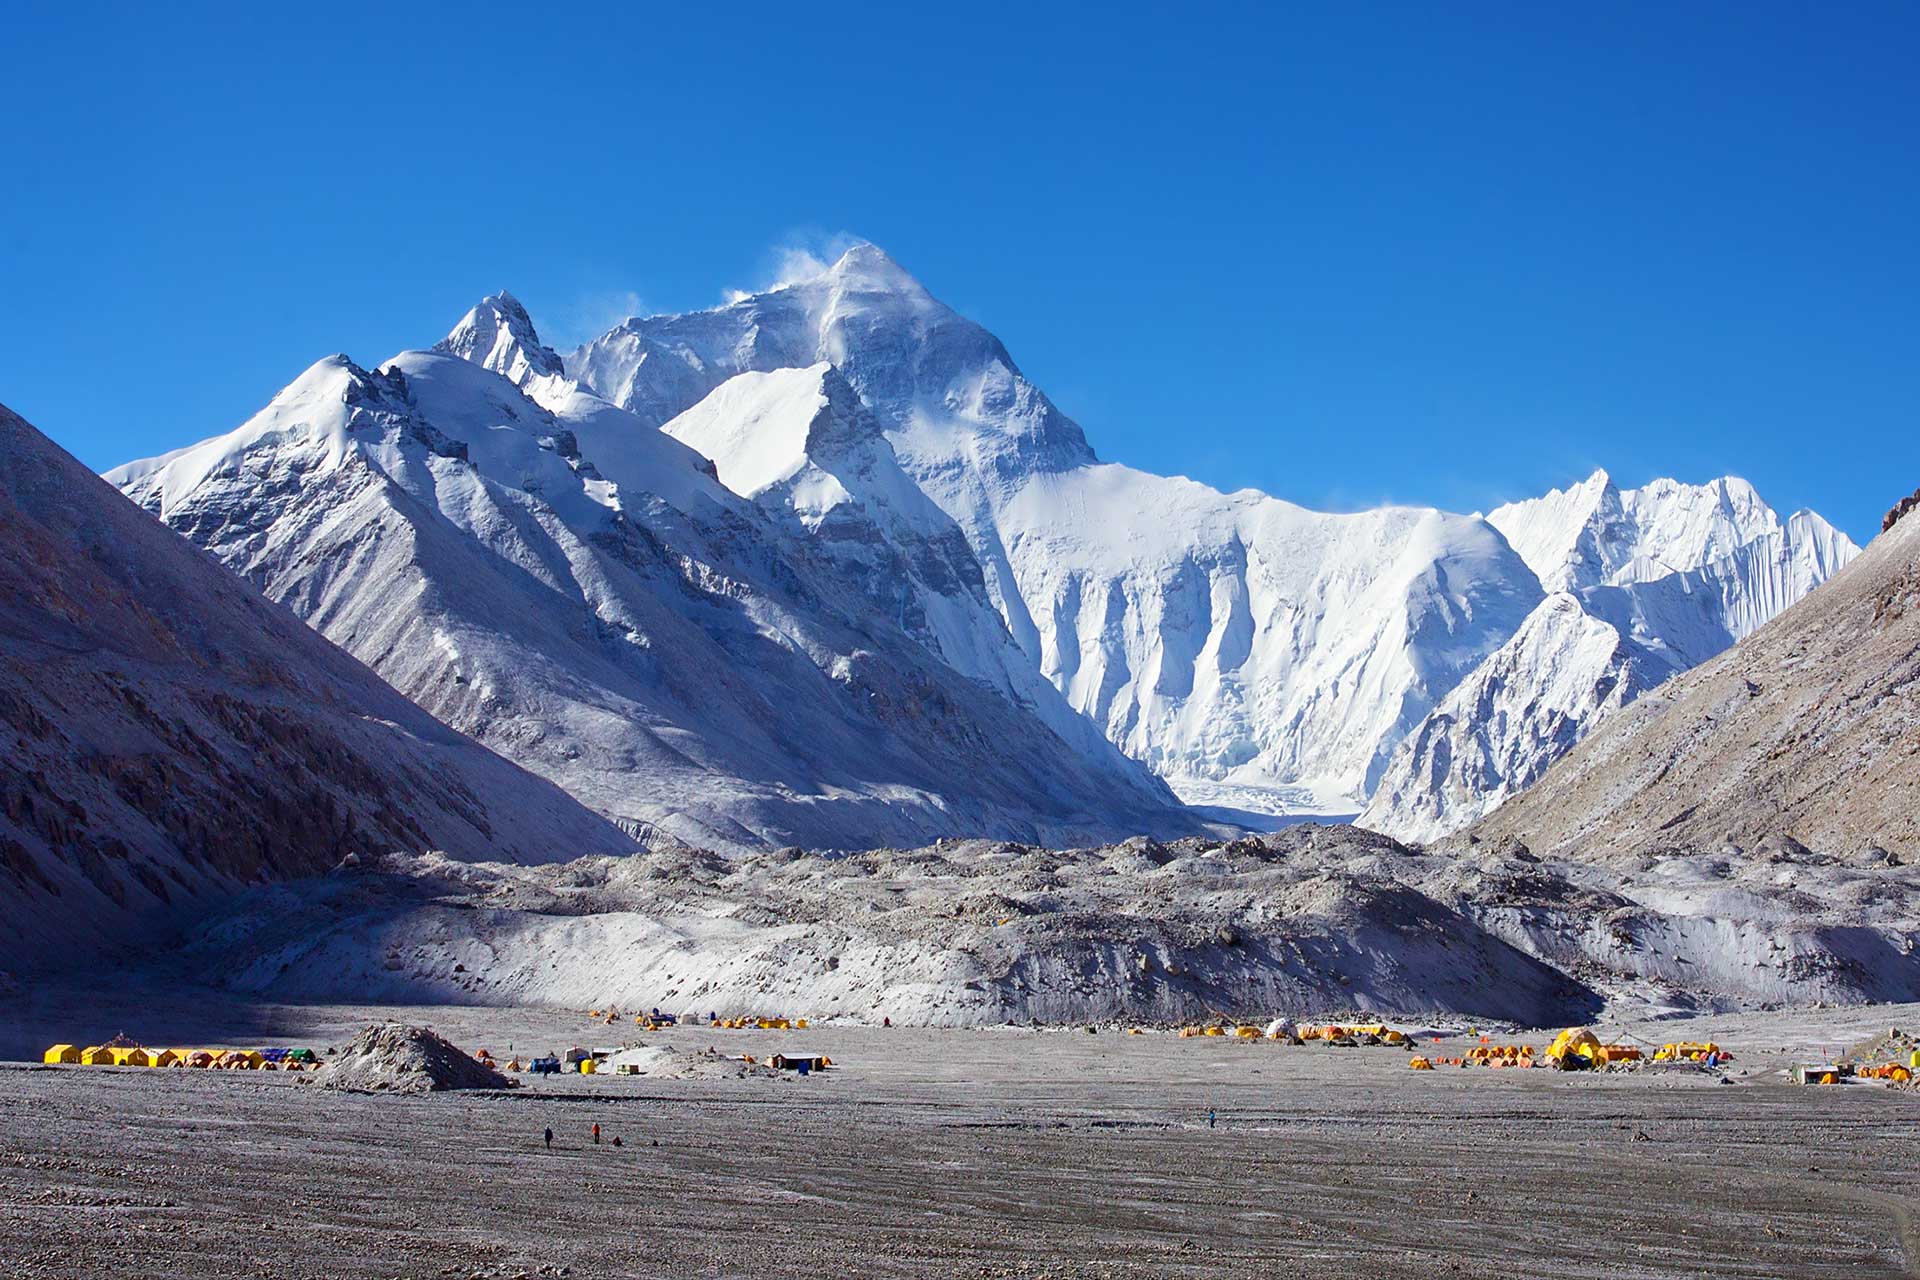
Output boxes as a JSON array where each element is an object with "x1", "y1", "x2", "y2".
[
  {"x1": 822, "y1": 242, "x2": 929, "y2": 297},
  {"x1": 436, "y1": 291, "x2": 563, "y2": 385}
]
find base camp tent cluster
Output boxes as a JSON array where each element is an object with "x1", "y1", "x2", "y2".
[{"x1": 44, "y1": 1044, "x2": 319, "y2": 1070}]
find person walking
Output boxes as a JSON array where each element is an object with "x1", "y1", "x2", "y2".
[
  {"x1": 592, "y1": 1123, "x2": 601, "y2": 1145},
  {"x1": 543, "y1": 1127, "x2": 552, "y2": 1150},
  {"x1": 1207, "y1": 1109, "x2": 1216, "y2": 1130}
]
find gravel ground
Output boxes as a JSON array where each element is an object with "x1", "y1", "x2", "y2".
[{"x1": 2, "y1": 995, "x2": 1917, "y2": 1278}]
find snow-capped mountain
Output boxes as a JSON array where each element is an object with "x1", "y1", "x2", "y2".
[
  {"x1": 570, "y1": 246, "x2": 1547, "y2": 817},
  {"x1": 1361, "y1": 471, "x2": 1858, "y2": 841},
  {"x1": 109, "y1": 298, "x2": 1197, "y2": 853},
  {"x1": 569, "y1": 248, "x2": 1854, "y2": 827},
  {"x1": 0, "y1": 401, "x2": 636, "y2": 968},
  {"x1": 108, "y1": 246, "x2": 1859, "y2": 848}
]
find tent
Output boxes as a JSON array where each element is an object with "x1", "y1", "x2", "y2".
[
  {"x1": 80, "y1": 1046, "x2": 115, "y2": 1065},
  {"x1": 1547, "y1": 1028, "x2": 1601, "y2": 1069},
  {"x1": 185, "y1": 1051, "x2": 216, "y2": 1068},
  {"x1": 217, "y1": 1050, "x2": 264, "y2": 1069},
  {"x1": 148, "y1": 1049, "x2": 180, "y2": 1068},
  {"x1": 284, "y1": 1048, "x2": 318, "y2": 1064},
  {"x1": 110, "y1": 1047, "x2": 153, "y2": 1067},
  {"x1": 42, "y1": 1044, "x2": 79, "y2": 1064}
]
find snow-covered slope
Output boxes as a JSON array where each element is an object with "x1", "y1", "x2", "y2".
[
  {"x1": 1362, "y1": 473, "x2": 1858, "y2": 840},
  {"x1": 0, "y1": 401, "x2": 636, "y2": 969},
  {"x1": 570, "y1": 246, "x2": 1546, "y2": 816},
  {"x1": 110, "y1": 304, "x2": 1197, "y2": 853}
]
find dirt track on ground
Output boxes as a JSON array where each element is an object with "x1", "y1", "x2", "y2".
[{"x1": 2, "y1": 1001, "x2": 1917, "y2": 1278}]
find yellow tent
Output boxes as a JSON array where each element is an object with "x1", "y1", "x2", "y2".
[
  {"x1": 42, "y1": 1044, "x2": 79, "y2": 1064},
  {"x1": 80, "y1": 1045, "x2": 114, "y2": 1065},
  {"x1": 110, "y1": 1047, "x2": 153, "y2": 1067},
  {"x1": 1408, "y1": 1057, "x2": 1435, "y2": 1070},
  {"x1": 148, "y1": 1049, "x2": 180, "y2": 1068},
  {"x1": 1547, "y1": 1028, "x2": 1601, "y2": 1067}
]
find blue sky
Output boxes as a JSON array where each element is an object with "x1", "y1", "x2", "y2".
[{"x1": 3, "y1": 3, "x2": 1914, "y2": 542}]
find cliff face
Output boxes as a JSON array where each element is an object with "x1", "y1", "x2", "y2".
[{"x1": 1884, "y1": 488, "x2": 1920, "y2": 534}]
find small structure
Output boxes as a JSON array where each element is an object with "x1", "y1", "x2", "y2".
[
  {"x1": 110, "y1": 1047, "x2": 154, "y2": 1068},
  {"x1": 42, "y1": 1044, "x2": 79, "y2": 1064},
  {"x1": 148, "y1": 1049, "x2": 180, "y2": 1068},
  {"x1": 1792, "y1": 1065, "x2": 1843, "y2": 1085},
  {"x1": 80, "y1": 1046, "x2": 115, "y2": 1065},
  {"x1": 766, "y1": 1053, "x2": 831, "y2": 1072}
]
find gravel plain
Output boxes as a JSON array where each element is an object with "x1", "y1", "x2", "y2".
[{"x1": 2, "y1": 990, "x2": 1917, "y2": 1279}]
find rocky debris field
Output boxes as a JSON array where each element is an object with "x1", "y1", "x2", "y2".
[
  {"x1": 1, "y1": 1005, "x2": 1916, "y2": 1279},
  {"x1": 318, "y1": 1022, "x2": 514, "y2": 1094},
  {"x1": 163, "y1": 822, "x2": 1920, "y2": 1029}
]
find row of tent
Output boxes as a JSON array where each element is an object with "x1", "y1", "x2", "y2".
[
  {"x1": 1167, "y1": 1021, "x2": 1410, "y2": 1046},
  {"x1": 588, "y1": 1008, "x2": 809, "y2": 1032},
  {"x1": 1408, "y1": 1030, "x2": 1724, "y2": 1072},
  {"x1": 43, "y1": 1044, "x2": 319, "y2": 1069},
  {"x1": 1795, "y1": 1057, "x2": 1919, "y2": 1085}
]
